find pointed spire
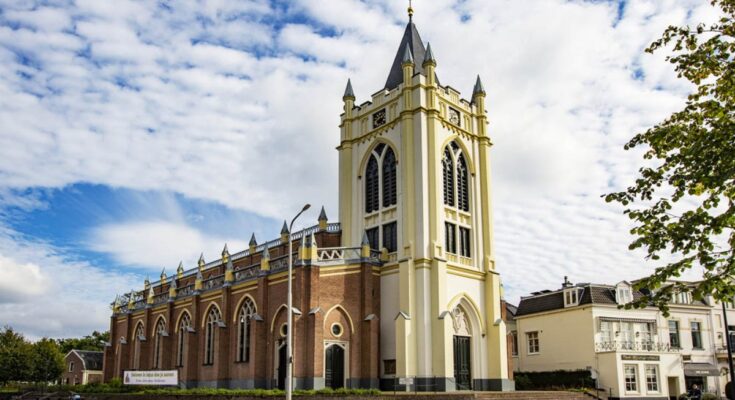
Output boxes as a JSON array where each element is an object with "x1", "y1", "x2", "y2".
[
  {"x1": 281, "y1": 220, "x2": 289, "y2": 235},
  {"x1": 222, "y1": 243, "x2": 229, "y2": 256},
  {"x1": 249, "y1": 233, "x2": 257, "y2": 246},
  {"x1": 318, "y1": 206, "x2": 328, "y2": 222},
  {"x1": 473, "y1": 75, "x2": 486, "y2": 96},
  {"x1": 147, "y1": 285, "x2": 155, "y2": 305},
  {"x1": 362, "y1": 231, "x2": 370, "y2": 246},
  {"x1": 384, "y1": 17, "x2": 429, "y2": 90},
  {"x1": 177, "y1": 261, "x2": 184, "y2": 278},
  {"x1": 198, "y1": 253, "x2": 205, "y2": 271},
  {"x1": 343, "y1": 79, "x2": 355, "y2": 100},
  {"x1": 170, "y1": 276, "x2": 177, "y2": 289},
  {"x1": 423, "y1": 43, "x2": 435, "y2": 65},
  {"x1": 402, "y1": 44, "x2": 414, "y2": 64},
  {"x1": 160, "y1": 268, "x2": 166, "y2": 283},
  {"x1": 262, "y1": 245, "x2": 271, "y2": 260},
  {"x1": 144, "y1": 276, "x2": 150, "y2": 289}
]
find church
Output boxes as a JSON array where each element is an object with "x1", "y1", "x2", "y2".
[{"x1": 102, "y1": 7, "x2": 513, "y2": 392}]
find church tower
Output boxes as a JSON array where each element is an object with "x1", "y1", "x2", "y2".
[{"x1": 337, "y1": 6, "x2": 512, "y2": 392}]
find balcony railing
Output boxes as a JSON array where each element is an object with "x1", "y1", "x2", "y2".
[{"x1": 595, "y1": 340, "x2": 679, "y2": 353}]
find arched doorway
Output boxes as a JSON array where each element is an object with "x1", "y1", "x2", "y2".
[
  {"x1": 325, "y1": 344, "x2": 345, "y2": 389},
  {"x1": 277, "y1": 344, "x2": 287, "y2": 390},
  {"x1": 452, "y1": 306, "x2": 472, "y2": 390}
]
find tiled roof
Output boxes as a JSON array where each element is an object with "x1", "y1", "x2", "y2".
[
  {"x1": 73, "y1": 350, "x2": 103, "y2": 371},
  {"x1": 384, "y1": 21, "x2": 428, "y2": 90}
]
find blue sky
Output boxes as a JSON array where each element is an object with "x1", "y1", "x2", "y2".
[{"x1": 0, "y1": 0, "x2": 717, "y2": 339}]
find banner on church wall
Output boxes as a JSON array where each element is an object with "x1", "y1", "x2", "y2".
[{"x1": 124, "y1": 370, "x2": 178, "y2": 385}]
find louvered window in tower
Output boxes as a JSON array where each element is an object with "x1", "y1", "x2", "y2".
[
  {"x1": 365, "y1": 156, "x2": 379, "y2": 213},
  {"x1": 382, "y1": 148, "x2": 397, "y2": 207},
  {"x1": 457, "y1": 153, "x2": 469, "y2": 212},
  {"x1": 443, "y1": 147, "x2": 455, "y2": 206}
]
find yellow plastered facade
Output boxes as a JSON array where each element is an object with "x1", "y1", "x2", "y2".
[{"x1": 337, "y1": 45, "x2": 509, "y2": 389}]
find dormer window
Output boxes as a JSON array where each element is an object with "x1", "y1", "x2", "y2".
[
  {"x1": 672, "y1": 291, "x2": 692, "y2": 304},
  {"x1": 616, "y1": 282, "x2": 633, "y2": 305},
  {"x1": 564, "y1": 288, "x2": 581, "y2": 307}
]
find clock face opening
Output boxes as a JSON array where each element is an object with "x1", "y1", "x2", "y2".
[
  {"x1": 449, "y1": 108, "x2": 461, "y2": 127},
  {"x1": 372, "y1": 109, "x2": 386, "y2": 128}
]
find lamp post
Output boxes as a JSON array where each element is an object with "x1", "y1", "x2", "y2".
[{"x1": 287, "y1": 203, "x2": 310, "y2": 400}]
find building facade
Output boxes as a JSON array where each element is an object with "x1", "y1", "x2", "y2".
[
  {"x1": 102, "y1": 9, "x2": 511, "y2": 392},
  {"x1": 512, "y1": 279, "x2": 733, "y2": 399},
  {"x1": 64, "y1": 350, "x2": 103, "y2": 385}
]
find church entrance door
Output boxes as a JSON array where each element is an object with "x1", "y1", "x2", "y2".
[
  {"x1": 277, "y1": 344, "x2": 287, "y2": 390},
  {"x1": 325, "y1": 344, "x2": 345, "y2": 389},
  {"x1": 453, "y1": 336, "x2": 472, "y2": 390}
]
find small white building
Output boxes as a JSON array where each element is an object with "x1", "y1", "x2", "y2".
[{"x1": 512, "y1": 279, "x2": 731, "y2": 399}]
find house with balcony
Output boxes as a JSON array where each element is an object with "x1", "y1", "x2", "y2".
[{"x1": 514, "y1": 278, "x2": 725, "y2": 400}]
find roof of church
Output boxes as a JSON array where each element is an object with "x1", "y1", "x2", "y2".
[{"x1": 384, "y1": 20, "x2": 428, "y2": 91}]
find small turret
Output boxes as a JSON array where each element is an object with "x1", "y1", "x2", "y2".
[
  {"x1": 198, "y1": 253, "x2": 206, "y2": 272},
  {"x1": 112, "y1": 295, "x2": 121, "y2": 314},
  {"x1": 402, "y1": 44, "x2": 414, "y2": 86},
  {"x1": 343, "y1": 79, "x2": 356, "y2": 119},
  {"x1": 249, "y1": 233, "x2": 257, "y2": 254},
  {"x1": 422, "y1": 43, "x2": 436, "y2": 87},
  {"x1": 361, "y1": 230, "x2": 371, "y2": 258},
  {"x1": 260, "y1": 246, "x2": 271, "y2": 271},
  {"x1": 177, "y1": 261, "x2": 184, "y2": 279},
  {"x1": 318, "y1": 206, "x2": 328, "y2": 231},
  {"x1": 224, "y1": 257, "x2": 234, "y2": 284},
  {"x1": 169, "y1": 276, "x2": 178, "y2": 299},
  {"x1": 195, "y1": 269, "x2": 203, "y2": 291},
  {"x1": 144, "y1": 276, "x2": 150, "y2": 291},
  {"x1": 280, "y1": 220, "x2": 289, "y2": 243},
  {"x1": 146, "y1": 285, "x2": 155, "y2": 305},
  {"x1": 221, "y1": 243, "x2": 230, "y2": 264},
  {"x1": 160, "y1": 268, "x2": 166, "y2": 283}
]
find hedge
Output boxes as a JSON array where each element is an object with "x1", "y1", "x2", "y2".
[{"x1": 513, "y1": 369, "x2": 594, "y2": 390}]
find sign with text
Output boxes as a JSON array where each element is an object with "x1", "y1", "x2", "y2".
[
  {"x1": 399, "y1": 377, "x2": 414, "y2": 385},
  {"x1": 621, "y1": 355, "x2": 660, "y2": 361},
  {"x1": 124, "y1": 370, "x2": 178, "y2": 385}
]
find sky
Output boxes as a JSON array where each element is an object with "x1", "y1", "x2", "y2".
[{"x1": 0, "y1": 0, "x2": 720, "y2": 340}]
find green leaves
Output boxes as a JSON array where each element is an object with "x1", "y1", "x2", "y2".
[{"x1": 605, "y1": 0, "x2": 735, "y2": 314}]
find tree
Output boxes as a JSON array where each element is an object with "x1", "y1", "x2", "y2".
[
  {"x1": 30, "y1": 338, "x2": 64, "y2": 384},
  {"x1": 605, "y1": 0, "x2": 735, "y2": 314},
  {"x1": 57, "y1": 331, "x2": 109, "y2": 354},
  {"x1": 0, "y1": 326, "x2": 32, "y2": 385}
]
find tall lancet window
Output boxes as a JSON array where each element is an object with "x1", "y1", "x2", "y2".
[
  {"x1": 365, "y1": 157, "x2": 379, "y2": 213},
  {"x1": 382, "y1": 148, "x2": 397, "y2": 207},
  {"x1": 443, "y1": 147, "x2": 455, "y2": 206},
  {"x1": 177, "y1": 312, "x2": 191, "y2": 367},
  {"x1": 153, "y1": 318, "x2": 166, "y2": 369},
  {"x1": 133, "y1": 323, "x2": 145, "y2": 370},
  {"x1": 204, "y1": 306, "x2": 221, "y2": 365},
  {"x1": 237, "y1": 298, "x2": 256, "y2": 362},
  {"x1": 443, "y1": 141, "x2": 470, "y2": 211},
  {"x1": 365, "y1": 143, "x2": 397, "y2": 213},
  {"x1": 457, "y1": 153, "x2": 469, "y2": 212}
]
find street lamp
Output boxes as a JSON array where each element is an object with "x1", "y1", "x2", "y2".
[{"x1": 287, "y1": 203, "x2": 310, "y2": 400}]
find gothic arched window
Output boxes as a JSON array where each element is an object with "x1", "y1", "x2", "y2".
[
  {"x1": 457, "y1": 153, "x2": 469, "y2": 212},
  {"x1": 365, "y1": 157, "x2": 379, "y2": 213},
  {"x1": 133, "y1": 323, "x2": 145, "y2": 370},
  {"x1": 204, "y1": 306, "x2": 221, "y2": 365},
  {"x1": 237, "y1": 298, "x2": 256, "y2": 363},
  {"x1": 443, "y1": 147, "x2": 455, "y2": 207},
  {"x1": 177, "y1": 312, "x2": 191, "y2": 367},
  {"x1": 153, "y1": 318, "x2": 166, "y2": 369},
  {"x1": 382, "y1": 148, "x2": 397, "y2": 208}
]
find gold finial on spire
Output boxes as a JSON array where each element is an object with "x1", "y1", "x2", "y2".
[{"x1": 408, "y1": 0, "x2": 414, "y2": 19}]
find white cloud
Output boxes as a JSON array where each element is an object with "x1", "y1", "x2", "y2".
[
  {"x1": 89, "y1": 220, "x2": 246, "y2": 272},
  {"x1": 0, "y1": 255, "x2": 47, "y2": 302},
  {"x1": 0, "y1": 0, "x2": 725, "y2": 315}
]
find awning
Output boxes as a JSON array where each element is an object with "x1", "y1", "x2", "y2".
[{"x1": 683, "y1": 363, "x2": 720, "y2": 377}]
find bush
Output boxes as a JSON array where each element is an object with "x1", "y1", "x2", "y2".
[{"x1": 514, "y1": 370, "x2": 594, "y2": 390}]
